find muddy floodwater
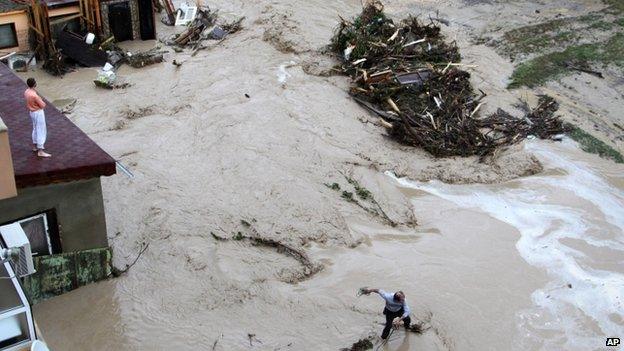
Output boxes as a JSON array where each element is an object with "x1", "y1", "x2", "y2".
[
  {"x1": 17, "y1": 0, "x2": 624, "y2": 349},
  {"x1": 33, "y1": 140, "x2": 624, "y2": 350}
]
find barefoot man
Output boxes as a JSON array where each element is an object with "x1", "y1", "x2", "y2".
[
  {"x1": 24, "y1": 78, "x2": 51, "y2": 158},
  {"x1": 361, "y1": 288, "x2": 411, "y2": 339}
]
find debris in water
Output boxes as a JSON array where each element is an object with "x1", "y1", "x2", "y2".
[
  {"x1": 330, "y1": 1, "x2": 568, "y2": 157},
  {"x1": 341, "y1": 338, "x2": 373, "y2": 351},
  {"x1": 125, "y1": 48, "x2": 166, "y2": 68},
  {"x1": 166, "y1": 7, "x2": 244, "y2": 50},
  {"x1": 211, "y1": 225, "x2": 323, "y2": 283}
]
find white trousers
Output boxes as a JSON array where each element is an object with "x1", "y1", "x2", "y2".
[{"x1": 30, "y1": 109, "x2": 47, "y2": 149}]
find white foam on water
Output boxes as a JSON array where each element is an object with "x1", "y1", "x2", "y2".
[{"x1": 387, "y1": 140, "x2": 624, "y2": 350}]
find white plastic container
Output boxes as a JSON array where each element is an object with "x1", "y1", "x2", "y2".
[{"x1": 85, "y1": 33, "x2": 95, "y2": 44}]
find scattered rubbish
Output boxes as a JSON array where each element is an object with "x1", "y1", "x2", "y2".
[
  {"x1": 245, "y1": 93, "x2": 250, "y2": 98},
  {"x1": 330, "y1": 1, "x2": 567, "y2": 157},
  {"x1": 277, "y1": 61, "x2": 296, "y2": 83},
  {"x1": 172, "y1": 59, "x2": 183, "y2": 67},
  {"x1": 221, "y1": 17, "x2": 245, "y2": 33},
  {"x1": 52, "y1": 98, "x2": 77, "y2": 114},
  {"x1": 395, "y1": 70, "x2": 432, "y2": 86},
  {"x1": 125, "y1": 48, "x2": 166, "y2": 68},
  {"x1": 162, "y1": 0, "x2": 177, "y2": 25},
  {"x1": 340, "y1": 338, "x2": 373, "y2": 351},
  {"x1": 85, "y1": 32, "x2": 96, "y2": 45},
  {"x1": 93, "y1": 64, "x2": 131, "y2": 89},
  {"x1": 175, "y1": 4, "x2": 198, "y2": 26},
  {"x1": 94, "y1": 66, "x2": 116, "y2": 87},
  {"x1": 247, "y1": 333, "x2": 262, "y2": 346},
  {"x1": 170, "y1": 8, "x2": 218, "y2": 46},
  {"x1": 209, "y1": 26, "x2": 227, "y2": 40},
  {"x1": 166, "y1": 6, "x2": 243, "y2": 51}
]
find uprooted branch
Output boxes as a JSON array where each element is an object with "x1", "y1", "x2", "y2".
[
  {"x1": 211, "y1": 226, "x2": 323, "y2": 283},
  {"x1": 110, "y1": 242, "x2": 149, "y2": 277}
]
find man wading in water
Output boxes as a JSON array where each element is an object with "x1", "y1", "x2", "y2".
[
  {"x1": 362, "y1": 288, "x2": 411, "y2": 339},
  {"x1": 24, "y1": 78, "x2": 51, "y2": 158}
]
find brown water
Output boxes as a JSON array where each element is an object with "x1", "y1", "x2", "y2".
[
  {"x1": 33, "y1": 140, "x2": 624, "y2": 351},
  {"x1": 21, "y1": 0, "x2": 624, "y2": 350}
]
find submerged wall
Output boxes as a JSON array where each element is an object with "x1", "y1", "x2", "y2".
[
  {"x1": 21, "y1": 247, "x2": 112, "y2": 304},
  {"x1": 0, "y1": 178, "x2": 109, "y2": 252}
]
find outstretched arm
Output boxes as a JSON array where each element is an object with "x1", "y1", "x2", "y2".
[{"x1": 362, "y1": 288, "x2": 386, "y2": 296}]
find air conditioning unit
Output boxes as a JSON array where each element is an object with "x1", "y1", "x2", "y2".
[
  {"x1": 0, "y1": 223, "x2": 35, "y2": 277},
  {"x1": 2, "y1": 53, "x2": 36, "y2": 71}
]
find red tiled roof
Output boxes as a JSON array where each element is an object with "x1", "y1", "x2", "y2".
[{"x1": 0, "y1": 64, "x2": 116, "y2": 188}]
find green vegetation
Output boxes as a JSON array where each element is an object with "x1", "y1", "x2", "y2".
[
  {"x1": 566, "y1": 124, "x2": 624, "y2": 163},
  {"x1": 509, "y1": 33, "x2": 624, "y2": 88},
  {"x1": 589, "y1": 21, "x2": 614, "y2": 30},
  {"x1": 503, "y1": 0, "x2": 624, "y2": 88},
  {"x1": 345, "y1": 177, "x2": 372, "y2": 200},
  {"x1": 233, "y1": 232, "x2": 244, "y2": 240},
  {"x1": 502, "y1": 18, "x2": 576, "y2": 56},
  {"x1": 341, "y1": 191, "x2": 355, "y2": 201},
  {"x1": 604, "y1": 0, "x2": 624, "y2": 13}
]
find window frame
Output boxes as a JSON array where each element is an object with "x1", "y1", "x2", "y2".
[
  {"x1": 0, "y1": 210, "x2": 62, "y2": 256},
  {"x1": 0, "y1": 23, "x2": 18, "y2": 50}
]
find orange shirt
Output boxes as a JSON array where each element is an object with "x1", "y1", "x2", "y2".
[{"x1": 24, "y1": 88, "x2": 46, "y2": 112}]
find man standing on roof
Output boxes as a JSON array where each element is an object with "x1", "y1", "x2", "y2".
[
  {"x1": 362, "y1": 288, "x2": 411, "y2": 339},
  {"x1": 24, "y1": 78, "x2": 51, "y2": 158}
]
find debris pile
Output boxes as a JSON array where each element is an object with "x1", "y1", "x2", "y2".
[
  {"x1": 91, "y1": 42, "x2": 166, "y2": 89},
  {"x1": 167, "y1": 7, "x2": 244, "y2": 51},
  {"x1": 331, "y1": 1, "x2": 567, "y2": 157},
  {"x1": 125, "y1": 48, "x2": 166, "y2": 68}
]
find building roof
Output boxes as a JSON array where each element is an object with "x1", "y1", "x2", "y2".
[
  {"x1": 0, "y1": 64, "x2": 116, "y2": 188},
  {"x1": 0, "y1": 0, "x2": 26, "y2": 13}
]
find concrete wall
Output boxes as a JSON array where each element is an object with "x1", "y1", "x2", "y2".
[
  {"x1": 0, "y1": 11, "x2": 29, "y2": 52},
  {"x1": 0, "y1": 178, "x2": 109, "y2": 252},
  {"x1": 0, "y1": 117, "x2": 17, "y2": 200}
]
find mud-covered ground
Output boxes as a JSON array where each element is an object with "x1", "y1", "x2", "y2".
[{"x1": 20, "y1": 0, "x2": 624, "y2": 350}]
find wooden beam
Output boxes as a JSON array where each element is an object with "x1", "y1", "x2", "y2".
[{"x1": 49, "y1": 13, "x2": 83, "y2": 25}]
